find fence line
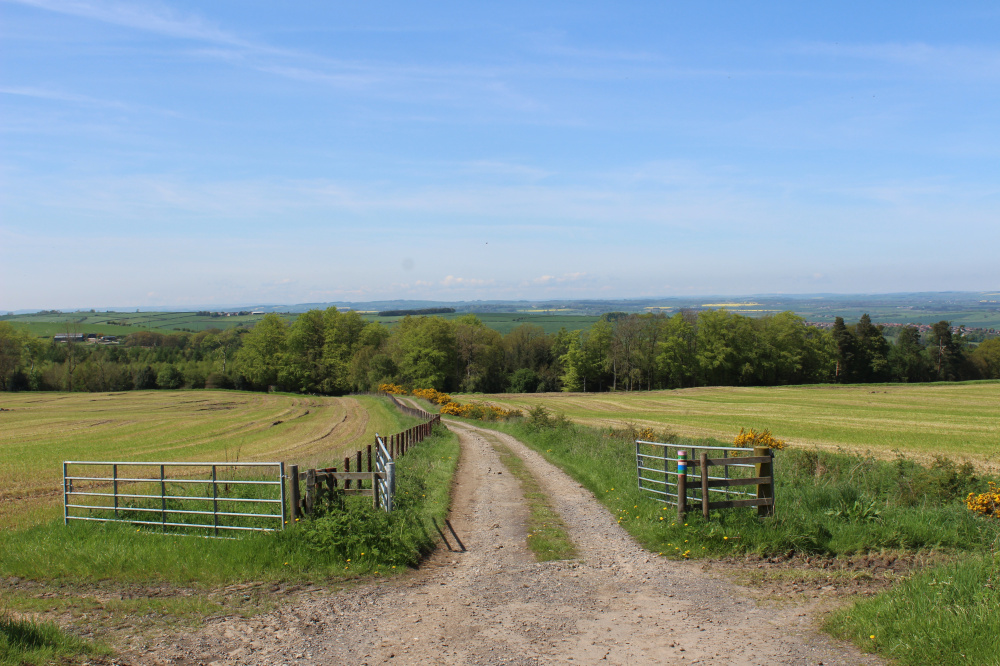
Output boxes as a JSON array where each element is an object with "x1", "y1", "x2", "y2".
[{"x1": 288, "y1": 397, "x2": 441, "y2": 518}]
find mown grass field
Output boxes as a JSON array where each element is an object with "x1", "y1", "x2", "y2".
[
  {"x1": 0, "y1": 390, "x2": 418, "y2": 529},
  {"x1": 469, "y1": 381, "x2": 1000, "y2": 470}
]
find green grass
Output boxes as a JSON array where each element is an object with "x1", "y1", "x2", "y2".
[
  {"x1": 480, "y1": 432, "x2": 576, "y2": 561},
  {"x1": 471, "y1": 381, "x2": 1000, "y2": 470},
  {"x1": 825, "y1": 549, "x2": 1000, "y2": 665},
  {"x1": 0, "y1": 390, "x2": 417, "y2": 529},
  {"x1": 1, "y1": 609, "x2": 110, "y2": 666}
]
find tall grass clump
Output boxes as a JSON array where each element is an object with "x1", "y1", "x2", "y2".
[
  {"x1": 0, "y1": 425, "x2": 459, "y2": 586},
  {"x1": 1, "y1": 609, "x2": 109, "y2": 666},
  {"x1": 825, "y1": 544, "x2": 1000, "y2": 665}
]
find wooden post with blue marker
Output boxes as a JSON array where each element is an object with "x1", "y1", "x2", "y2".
[{"x1": 677, "y1": 449, "x2": 688, "y2": 521}]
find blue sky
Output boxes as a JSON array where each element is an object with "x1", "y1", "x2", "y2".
[{"x1": 2, "y1": 1, "x2": 999, "y2": 310}]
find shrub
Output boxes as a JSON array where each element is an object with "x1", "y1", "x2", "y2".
[
  {"x1": 411, "y1": 387, "x2": 452, "y2": 405},
  {"x1": 378, "y1": 383, "x2": 407, "y2": 395},
  {"x1": 967, "y1": 482, "x2": 1000, "y2": 519},
  {"x1": 733, "y1": 427, "x2": 786, "y2": 450}
]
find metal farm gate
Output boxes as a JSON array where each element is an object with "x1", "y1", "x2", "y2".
[
  {"x1": 635, "y1": 440, "x2": 775, "y2": 519},
  {"x1": 63, "y1": 461, "x2": 287, "y2": 536}
]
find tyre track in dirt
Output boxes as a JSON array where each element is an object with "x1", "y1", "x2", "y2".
[{"x1": 126, "y1": 422, "x2": 881, "y2": 665}]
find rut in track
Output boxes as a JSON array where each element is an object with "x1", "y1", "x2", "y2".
[{"x1": 126, "y1": 422, "x2": 882, "y2": 665}]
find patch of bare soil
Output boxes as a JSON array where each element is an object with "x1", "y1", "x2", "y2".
[{"x1": 102, "y1": 423, "x2": 882, "y2": 665}]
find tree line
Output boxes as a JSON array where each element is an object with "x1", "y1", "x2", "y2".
[{"x1": 1, "y1": 309, "x2": 998, "y2": 394}]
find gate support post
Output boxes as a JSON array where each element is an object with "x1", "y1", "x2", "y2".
[
  {"x1": 700, "y1": 452, "x2": 710, "y2": 519},
  {"x1": 755, "y1": 447, "x2": 775, "y2": 517},
  {"x1": 288, "y1": 464, "x2": 300, "y2": 521},
  {"x1": 677, "y1": 450, "x2": 688, "y2": 521}
]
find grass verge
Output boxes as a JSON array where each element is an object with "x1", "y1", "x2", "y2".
[
  {"x1": 478, "y1": 430, "x2": 576, "y2": 561},
  {"x1": 473, "y1": 411, "x2": 999, "y2": 665},
  {"x1": 1, "y1": 608, "x2": 110, "y2": 666},
  {"x1": 825, "y1": 548, "x2": 1000, "y2": 665}
]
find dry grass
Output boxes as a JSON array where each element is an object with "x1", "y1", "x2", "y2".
[
  {"x1": 467, "y1": 382, "x2": 1000, "y2": 471},
  {"x1": 0, "y1": 390, "x2": 413, "y2": 529}
]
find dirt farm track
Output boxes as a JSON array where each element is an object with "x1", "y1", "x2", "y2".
[{"x1": 115, "y1": 421, "x2": 882, "y2": 666}]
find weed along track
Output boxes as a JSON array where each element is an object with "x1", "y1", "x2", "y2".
[{"x1": 127, "y1": 423, "x2": 882, "y2": 665}]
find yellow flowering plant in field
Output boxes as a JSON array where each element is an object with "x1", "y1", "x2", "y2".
[
  {"x1": 966, "y1": 482, "x2": 1000, "y2": 519},
  {"x1": 378, "y1": 383, "x2": 407, "y2": 395},
  {"x1": 411, "y1": 388, "x2": 452, "y2": 405},
  {"x1": 438, "y1": 400, "x2": 522, "y2": 420},
  {"x1": 734, "y1": 427, "x2": 786, "y2": 450}
]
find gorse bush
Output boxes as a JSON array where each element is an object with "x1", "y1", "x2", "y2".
[
  {"x1": 440, "y1": 400, "x2": 522, "y2": 420},
  {"x1": 733, "y1": 427, "x2": 786, "y2": 450},
  {"x1": 966, "y1": 482, "x2": 1000, "y2": 519},
  {"x1": 602, "y1": 422, "x2": 678, "y2": 443}
]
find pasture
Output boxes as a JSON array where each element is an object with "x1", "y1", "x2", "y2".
[
  {"x1": 470, "y1": 381, "x2": 1000, "y2": 470},
  {"x1": 0, "y1": 390, "x2": 417, "y2": 529}
]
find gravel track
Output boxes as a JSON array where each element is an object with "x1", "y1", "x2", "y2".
[{"x1": 125, "y1": 421, "x2": 881, "y2": 665}]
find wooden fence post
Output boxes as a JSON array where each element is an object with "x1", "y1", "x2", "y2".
[
  {"x1": 344, "y1": 456, "x2": 352, "y2": 490},
  {"x1": 289, "y1": 464, "x2": 300, "y2": 520},
  {"x1": 700, "y1": 452, "x2": 710, "y2": 519},
  {"x1": 754, "y1": 447, "x2": 775, "y2": 517},
  {"x1": 677, "y1": 450, "x2": 688, "y2": 521},
  {"x1": 305, "y1": 468, "x2": 316, "y2": 515},
  {"x1": 356, "y1": 450, "x2": 363, "y2": 487}
]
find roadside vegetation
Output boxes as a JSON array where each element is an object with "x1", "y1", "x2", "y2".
[
  {"x1": 1, "y1": 608, "x2": 110, "y2": 666},
  {"x1": 447, "y1": 406, "x2": 999, "y2": 665}
]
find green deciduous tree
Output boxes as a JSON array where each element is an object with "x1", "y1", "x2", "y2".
[{"x1": 235, "y1": 313, "x2": 288, "y2": 389}]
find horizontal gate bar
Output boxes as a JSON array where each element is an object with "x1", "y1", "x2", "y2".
[{"x1": 65, "y1": 516, "x2": 279, "y2": 531}]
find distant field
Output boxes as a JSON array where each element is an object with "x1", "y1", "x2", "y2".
[
  {"x1": 3, "y1": 310, "x2": 597, "y2": 336},
  {"x1": 468, "y1": 381, "x2": 1000, "y2": 470},
  {"x1": 3, "y1": 311, "x2": 294, "y2": 337},
  {"x1": 366, "y1": 312, "x2": 601, "y2": 334},
  {"x1": 0, "y1": 391, "x2": 416, "y2": 529}
]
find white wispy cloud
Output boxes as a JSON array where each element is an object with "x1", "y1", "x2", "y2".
[
  {"x1": 7, "y1": 0, "x2": 253, "y2": 47},
  {"x1": 792, "y1": 41, "x2": 1000, "y2": 78},
  {"x1": 441, "y1": 275, "x2": 493, "y2": 288}
]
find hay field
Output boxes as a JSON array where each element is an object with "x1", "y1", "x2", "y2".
[
  {"x1": 473, "y1": 381, "x2": 1000, "y2": 470},
  {"x1": 0, "y1": 390, "x2": 412, "y2": 529}
]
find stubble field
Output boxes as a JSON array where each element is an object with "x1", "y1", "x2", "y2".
[
  {"x1": 0, "y1": 390, "x2": 415, "y2": 529},
  {"x1": 468, "y1": 381, "x2": 1000, "y2": 470}
]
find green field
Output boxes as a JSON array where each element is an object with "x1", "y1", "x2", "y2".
[
  {"x1": 0, "y1": 390, "x2": 417, "y2": 529},
  {"x1": 466, "y1": 381, "x2": 1000, "y2": 470},
  {"x1": 2, "y1": 311, "x2": 292, "y2": 337},
  {"x1": 365, "y1": 311, "x2": 599, "y2": 334}
]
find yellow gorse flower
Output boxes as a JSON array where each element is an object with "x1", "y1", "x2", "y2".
[
  {"x1": 966, "y1": 482, "x2": 1000, "y2": 519},
  {"x1": 734, "y1": 427, "x2": 786, "y2": 450}
]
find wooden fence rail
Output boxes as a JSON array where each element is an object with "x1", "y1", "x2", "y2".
[{"x1": 681, "y1": 448, "x2": 775, "y2": 520}]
